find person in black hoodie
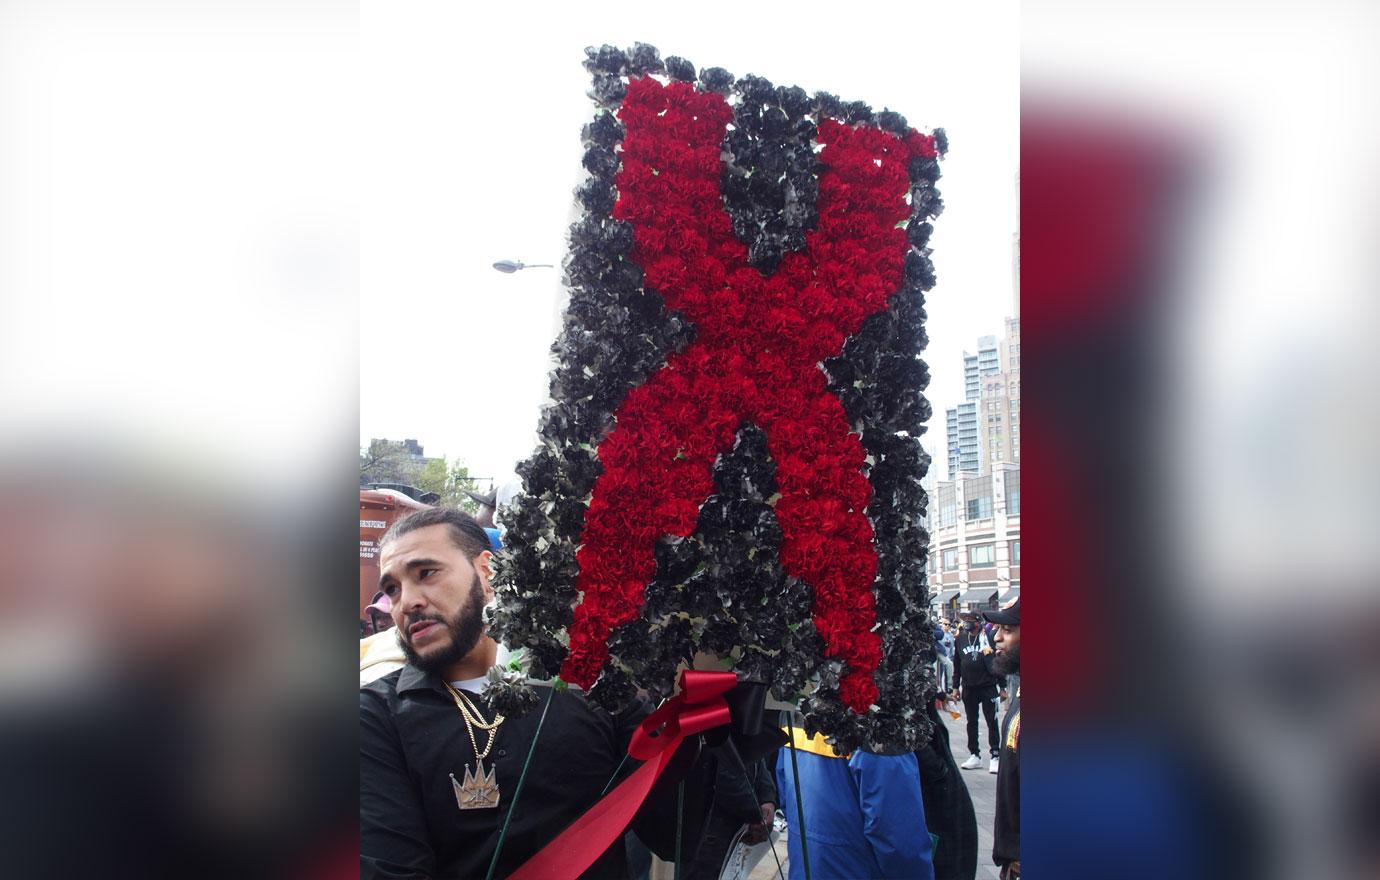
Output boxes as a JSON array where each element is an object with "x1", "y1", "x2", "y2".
[
  {"x1": 984, "y1": 600, "x2": 1020, "y2": 879},
  {"x1": 950, "y1": 613, "x2": 1006, "y2": 773}
]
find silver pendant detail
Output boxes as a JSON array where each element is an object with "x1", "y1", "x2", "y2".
[{"x1": 452, "y1": 760, "x2": 501, "y2": 811}]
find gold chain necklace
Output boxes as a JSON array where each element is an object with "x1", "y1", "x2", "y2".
[
  {"x1": 445, "y1": 682, "x2": 505, "y2": 810},
  {"x1": 447, "y1": 683, "x2": 504, "y2": 736}
]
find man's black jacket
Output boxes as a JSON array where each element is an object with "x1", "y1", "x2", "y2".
[
  {"x1": 993, "y1": 687, "x2": 1020, "y2": 870},
  {"x1": 361, "y1": 666, "x2": 704, "y2": 879},
  {"x1": 953, "y1": 627, "x2": 1006, "y2": 692}
]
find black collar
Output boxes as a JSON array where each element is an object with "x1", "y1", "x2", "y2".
[{"x1": 396, "y1": 663, "x2": 450, "y2": 696}]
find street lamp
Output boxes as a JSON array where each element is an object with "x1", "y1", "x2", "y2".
[{"x1": 492, "y1": 260, "x2": 555, "y2": 273}]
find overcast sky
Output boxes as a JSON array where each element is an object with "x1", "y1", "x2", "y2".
[{"x1": 360, "y1": 2, "x2": 1019, "y2": 487}]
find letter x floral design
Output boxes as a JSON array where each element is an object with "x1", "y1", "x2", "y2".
[{"x1": 561, "y1": 76, "x2": 935, "y2": 713}]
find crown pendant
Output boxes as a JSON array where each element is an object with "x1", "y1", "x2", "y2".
[{"x1": 452, "y1": 759, "x2": 501, "y2": 811}]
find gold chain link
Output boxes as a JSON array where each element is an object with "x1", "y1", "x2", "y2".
[{"x1": 444, "y1": 682, "x2": 505, "y2": 761}]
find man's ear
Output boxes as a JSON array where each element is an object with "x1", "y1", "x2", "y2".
[{"x1": 476, "y1": 550, "x2": 496, "y2": 597}]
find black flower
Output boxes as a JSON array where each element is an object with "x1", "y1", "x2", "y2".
[
  {"x1": 699, "y1": 66, "x2": 734, "y2": 94},
  {"x1": 584, "y1": 44, "x2": 627, "y2": 75},
  {"x1": 582, "y1": 112, "x2": 625, "y2": 148},
  {"x1": 588, "y1": 73, "x2": 627, "y2": 108},
  {"x1": 664, "y1": 55, "x2": 696, "y2": 82},
  {"x1": 814, "y1": 91, "x2": 845, "y2": 120},
  {"x1": 736, "y1": 74, "x2": 776, "y2": 103},
  {"x1": 933, "y1": 127, "x2": 950, "y2": 156},
  {"x1": 877, "y1": 109, "x2": 908, "y2": 134}
]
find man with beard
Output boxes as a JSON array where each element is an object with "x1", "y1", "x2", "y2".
[
  {"x1": 360, "y1": 508, "x2": 693, "y2": 879},
  {"x1": 951, "y1": 613, "x2": 1006, "y2": 773},
  {"x1": 984, "y1": 599, "x2": 1020, "y2": 880}
]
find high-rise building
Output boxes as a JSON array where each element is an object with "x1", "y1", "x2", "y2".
[
  {"x1": 978, "y1": 316, "x2": 1020, "y2": 473},
  {"x1": 945, "y1": 402, "x2": 980, "y2": 480},
  {"x1": 949, "y1": 335, "x2": 999, "y2": 479},
  {"x1": 962, "y1": 335, "x2": 1000, "y2": 402},
  {"x1": 949, "y1": 332, "x2": 1008, "y2": 479},
  {"x1": 953, "y1": 313, "x2": 1023, "y2": 476}
]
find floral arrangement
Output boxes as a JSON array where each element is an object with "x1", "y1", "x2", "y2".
[{"x1": 490, "y1": 43, "x2": 945, "y2": 752}]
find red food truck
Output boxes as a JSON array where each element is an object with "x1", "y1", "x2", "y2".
[{"x1": 359, "y1": 487, "x2": 432, "y2": 632}]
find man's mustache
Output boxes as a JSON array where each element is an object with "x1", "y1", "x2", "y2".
[{"x1": 403, "y1": 612, "x2": 445, "y2": 631}]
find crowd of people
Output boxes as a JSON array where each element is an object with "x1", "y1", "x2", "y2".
[
  {"x1": 933, "y1": 615, "x2": 1019, "y2": 774},
  {"x1": 360, "y1": 506, "x2": 1021, "y2": 879}
]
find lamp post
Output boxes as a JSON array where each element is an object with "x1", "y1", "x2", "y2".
[
  {"x1": 491, "y1": 258, "x2": 564, "y2": 403},
  {"x1": 492, "y1": 260, "x2": 554, "y2": 274}
]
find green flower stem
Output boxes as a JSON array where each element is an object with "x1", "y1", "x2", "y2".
[{"x1": 484, "y1": 687, "x2": 556, "y2": 880}]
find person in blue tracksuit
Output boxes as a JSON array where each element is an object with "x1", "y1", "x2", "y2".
[{"x1": 776, "y1": 726, "x2": 936, "y2": 880}]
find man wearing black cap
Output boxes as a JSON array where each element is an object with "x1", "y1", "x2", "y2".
[
  {"x1": 464, "y1": 488, "x2": 498, "y2": 529},
  {"x1": 951, "y1": 612, "x2": 1005, "y2": 772},
  {"x1": 984, "y1": 599, "x2": 1020, "y2": 879}
]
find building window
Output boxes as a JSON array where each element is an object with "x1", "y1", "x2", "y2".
[
  {"x1": 970, "y1": 544, "x2": 995, "y2": 566},
  {"x1": 964, "y1": 476, "x2": 993, "y2": 520},
  {"x1": 1008, "y1": 487, "x2": 1020, "y2": 515},
  {"x1": 943, "y1": 548, "x2": 959, "y2": 571},
  {"x1": 1011, "y1": 540, "x2": 1020, "y2": 564},
  {"x1": 938, "y1": 484, "x2": 957, "y2": 528}
]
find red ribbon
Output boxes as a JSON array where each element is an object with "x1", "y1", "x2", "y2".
[{"x1": 507, "y1": 670, "x2": 737, "y2": 880}]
